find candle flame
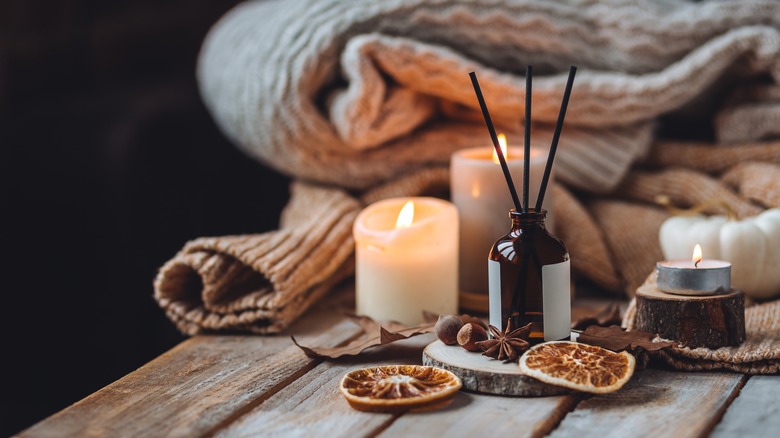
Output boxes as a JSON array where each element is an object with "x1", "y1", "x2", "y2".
[
  {"x1": 395, "y1": 200, "x2": 415, "y2": 229},
  {"x1": 492, "y1": 133, "x2": 508, "y2": 164},
  {"x1": 693, "y1": 244, "x2": 702, "y2": 268}
]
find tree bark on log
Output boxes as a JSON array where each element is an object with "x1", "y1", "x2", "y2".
[{"x1": 635, "y1": 279, "x2": 745, "y2": 349}]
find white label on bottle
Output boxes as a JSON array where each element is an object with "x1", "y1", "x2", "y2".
[
  {"x1": 488, "y1": 259, "x2": 502, "y2": 331},
  {"x1": 542, "y1": 259, "x2": 571, "y2": 341}
]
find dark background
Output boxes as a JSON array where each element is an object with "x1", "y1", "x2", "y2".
[{"x1": 1, "y1": 1, "x2": 291, "y2": 435}]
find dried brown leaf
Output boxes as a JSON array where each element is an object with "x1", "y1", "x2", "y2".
[
  {"x1": 577, "y1": 325, "x2": 677, "y2": 354},
  {"x1": 291, "y1": 313, "x2": 434, "y2": 359}
]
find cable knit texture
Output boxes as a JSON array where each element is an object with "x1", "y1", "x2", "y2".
[
  {"x1": 155, "y1": 0, "x2": 780, "y2": 340},
  {"x1": 198, "y1": 0, "x2": 780, "y2": 192}
]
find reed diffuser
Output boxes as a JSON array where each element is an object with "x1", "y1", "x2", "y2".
[{"x1": 470, "y1": 66, "x2": 577, "y2": 343}]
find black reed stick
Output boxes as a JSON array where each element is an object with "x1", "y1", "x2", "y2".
[
  {"x1": 469, "y1": 72, "x2": 523, "y2": 213},
  {"x1": 523, "y1": 65, "x2": 532, "y2": 213},
  {"x1": 536, "y1": 66, "x2": 577, "y2": 211}
]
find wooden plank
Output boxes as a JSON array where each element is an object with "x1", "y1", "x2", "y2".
[
  {"x1": 217, "y1": 333, "x2": 577, "y2": 438},
  {"x1": 379, "y1": 392, "x2": 577, "y2": 438},
  {"x1": 711, "y1": 376, "x2": 780, "y2": 438},
  {"x1": 215, "y1": 360, "x2": 397, "y2": 438},
  {"x1": 19, "y1": 287, "x2": 362, "y2": 438},
  {"x1": 549, "y1": 369, "x2": 745, "y2": 438},
  {"x1": 19, "y1": 291, "x2": 635, "y2": 437},
  {"x1": 216, "y1": 334, "x2": 436, "y2": 438}
]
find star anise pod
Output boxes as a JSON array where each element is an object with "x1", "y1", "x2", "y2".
[{"x1": 475, "y1": 319, "x2": 532, "y2": 362}]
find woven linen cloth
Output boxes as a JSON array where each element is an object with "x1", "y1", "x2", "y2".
[
  {"x1": 623, "y1": 279, "x2": 780, "y2": 374},
  {"x1": 156, "y1": 0, "x2": 780, "y2": 334}
]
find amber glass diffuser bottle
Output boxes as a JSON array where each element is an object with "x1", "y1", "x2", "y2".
[{"x1": 488, "y1": 208, "x2": 570, "y2": 344}]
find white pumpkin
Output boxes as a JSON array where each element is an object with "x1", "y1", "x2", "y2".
[{"x1": 659, "y1": 208, "x2": 780, "y2": 300}]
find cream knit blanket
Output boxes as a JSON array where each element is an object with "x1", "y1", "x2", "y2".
[
  {"x1": 198, "y1": 0, "x2": 780, "y2": 193},
  {"x1": 155, "y1": 0, "x2": 780, "y2": 336}
]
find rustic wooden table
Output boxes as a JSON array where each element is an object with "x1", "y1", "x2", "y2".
[{"x1": 21, "y1": 285, "x2": 778, "y2": 437}]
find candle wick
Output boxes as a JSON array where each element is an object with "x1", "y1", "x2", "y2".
[{"x1": 695, "y1": 260, "x2": 700, "y2": 268}]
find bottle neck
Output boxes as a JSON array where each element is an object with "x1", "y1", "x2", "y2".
[{"x1": 509, "y1": 209, "x2": 547, "y2": 231}]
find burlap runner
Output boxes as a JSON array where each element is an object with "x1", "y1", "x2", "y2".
[{"x1": 623, "y1": 293, "x2": 780, "y2": 375}]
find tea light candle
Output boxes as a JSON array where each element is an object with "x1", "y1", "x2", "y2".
[
  {"x1": 451, "y1": 135, "x2": 550, "y2": 298},
  {"x1": 353, "y1": 197, "x2": 459, "y2": 325},
  {"x1": 656, "y1": 244, "x2": 731, "y2": 295}
]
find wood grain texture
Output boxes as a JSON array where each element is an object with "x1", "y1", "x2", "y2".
[
  {"x1": 423, "y1": 340, "x2": 569, "y2": 396},
  {"x1": 711, "y1": 376, "x2": 780, "y2": 438},
  {"x1": 216, "y1": 335, "x2": 436, "y2": 438},
  {"x1": 29, "y1": 291, "x2": 732, "y2": 438},
  {"x1": 19, "y1": 288, "x2": 362, "y2": 438},
  {"x1": 635, "y1": 282, "x2": 745, "y2": 348},
  {"x1": 549, "y1": 369, "x2": 745, "y2": 438},
  {"x1": 378, "y1": 393, "x2": 578, "y2": 438}
]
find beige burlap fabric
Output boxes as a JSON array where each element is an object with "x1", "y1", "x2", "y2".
[
  {"x1": 623, "y1": 291, "x2": 780, "y2": 375},
  {"x1": 155, "y1": 0, "x2": 780, "y2": 334}
]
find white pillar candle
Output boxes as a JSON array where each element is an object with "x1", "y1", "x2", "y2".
[
  {"x1": 353, "y1": 197, "x2": 459, "y2": 326},
  {"x1": 451, "y1": 137, "x2": 551, "y2": 298}
]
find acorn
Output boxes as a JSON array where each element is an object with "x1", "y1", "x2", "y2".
[
  {"x1": 434, "y1": 314, "x2": 464, "y2": 345},
  {"x1": 457, "y1": 322, "x2": 488, "y2": 351}
]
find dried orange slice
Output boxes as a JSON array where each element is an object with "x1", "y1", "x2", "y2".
[
  {"x1": 519, "y1": 341, "x2": 635, "y2": 394},
  {"x1": 339, "y1": 365, "x2": 462, "y2": 412}
]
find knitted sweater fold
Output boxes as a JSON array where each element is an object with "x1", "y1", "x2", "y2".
[
  {"x1": 158, "y1": 0, "x2": 780, "y2": 335},
  {"x1": 199, "y1": 0, "x2": 780, "y2": 192},
  {"x1": 154, "y1": 183, "x2": 361, "y2": 334},
  {"x1": 154, "y1": 152, "x2": 780, "y2": 334}
]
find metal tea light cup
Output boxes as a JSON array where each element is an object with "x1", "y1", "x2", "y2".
[{"x1": 656, "y1": 260, "x2": 731, "y2": 296}]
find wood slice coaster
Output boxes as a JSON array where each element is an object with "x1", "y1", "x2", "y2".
[
  {"x1": 635, "y1": 276, "x2": 746, "y2": 349},
  {"x1": 422, "y1": 340, "x2": 569, "y2": 396}
]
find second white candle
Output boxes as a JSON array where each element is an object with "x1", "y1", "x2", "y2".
[{"x1": 451, "y1": 136, "x2": 551, "y2": 305}]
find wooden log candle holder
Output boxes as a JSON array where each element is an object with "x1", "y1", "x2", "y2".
[{"x1": 634, "y1": 273, "x2": 746, "y2": 349}]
